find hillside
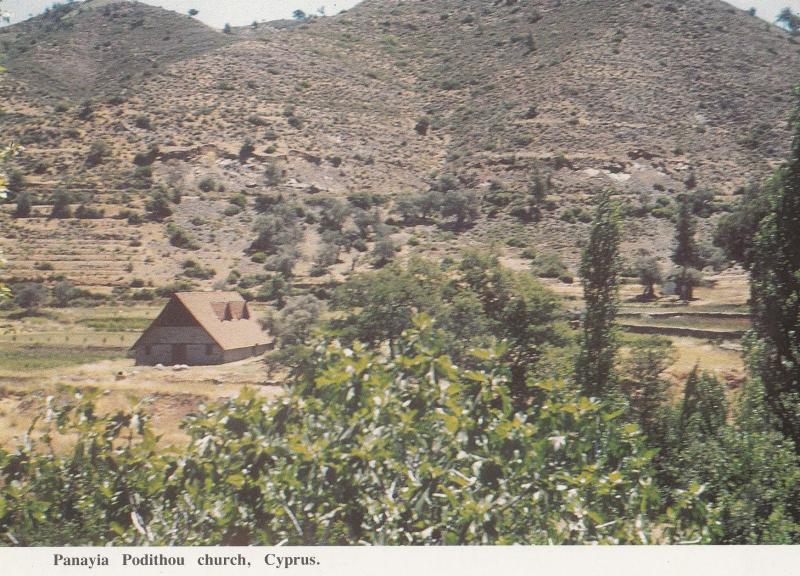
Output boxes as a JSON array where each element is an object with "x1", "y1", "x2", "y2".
[
  {"x1": 0, "y1": 0, "x2": 233, "y2": 97},
  {"x1": 1, "y1": 0, "x2": 799, "y2": 295}
]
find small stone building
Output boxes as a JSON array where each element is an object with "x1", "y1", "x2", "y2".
[{"x1": 131, "y1": 292, "x2": 272, "y2": 366}]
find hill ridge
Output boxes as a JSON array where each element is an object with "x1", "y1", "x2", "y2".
[{"x1": 0, "y1": 0, "x2": 798, "y2": 293}]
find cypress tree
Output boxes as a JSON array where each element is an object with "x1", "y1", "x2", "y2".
[
  {"x1": 575, "y1": 191, "x2": 621, "y2": 397},
  {"x1": 672, "y1": 198, "x2": 700, "y2": 300},
  {"x1": 673, "y1": 198, "x2": 698, "y2": 268}
]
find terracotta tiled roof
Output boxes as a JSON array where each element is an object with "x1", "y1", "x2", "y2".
[
  {"x1": 133, "y1": 292, "x2": 270, "y2": 351},
  {"x1": 173, "y1": 292, "x2": 269, "y2": 350}
]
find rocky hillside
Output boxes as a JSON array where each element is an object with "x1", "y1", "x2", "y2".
[{"x1": 1, "y1": 0, "x2": 799, "y2": 295}]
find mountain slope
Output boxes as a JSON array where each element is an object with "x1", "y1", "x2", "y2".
[
  {"x1": 1, "y1": 0, "x2": 798, "y2": 293},
  {"x1": 0, "y1": 0, "x2": 233, "y2": 97}
]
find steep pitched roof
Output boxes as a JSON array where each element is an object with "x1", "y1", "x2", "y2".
[{"x1": 132, "y1": 292, "x2": 271, "y2": 351}]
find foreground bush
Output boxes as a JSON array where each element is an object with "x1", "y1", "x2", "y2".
[{"x1": 0, "y1": 318, "x2": 711, "y2": 546}]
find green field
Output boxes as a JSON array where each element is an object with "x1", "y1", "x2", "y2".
[
  {"x1": 0, "y1": 305, "x2": 156, "y2": 373},
  {"x1": 0, "y1": 345, "x2": 126, "y2": 372}
]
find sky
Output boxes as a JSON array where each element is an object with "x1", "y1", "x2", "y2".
[
  {"x1": 2, "y1": 0, "x2": 362, "y2": 27},
  {"x1": 1, "y1": 0, "x2": 799, "y2": 29}
]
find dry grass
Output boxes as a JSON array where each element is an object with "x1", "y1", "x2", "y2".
[
  {"x1": 0, "y1": 356, "x2": 282, "y2": 449},
  {"x1": 0, "y1": 303, "x2": 281, "y2": 449}
]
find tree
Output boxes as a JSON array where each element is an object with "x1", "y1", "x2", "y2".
[
  {"x1": 251, "y1": 212, "x2": 301, "y2": 254},
  {"x1": 668, "y1": 266, "x2": 702, "y2": 302},
  {"x1": 748, "y1": 86, "x2": 800, "y2": 448},
  {"x1": 521, "y1": 164, "x2": 549, "y2": 221},
  {"x1": 672, "y1": 196, "x2": 701, "y2": 300},
  {"x1": 393, "y1": 194, "x2": 421, "y2": 224},
  {"x1": 14, "y1": 283, "x2": 48, "y2": 313},
  {"x1": 713, "y1": 181, "x2": 772, "y2": 267},
  {"x1": 441, "y1": 190, "x2": 480, "y2": 229},
  {"x1": 310, "y1": 240, "x2": 339, "y2": 276},
  {"x1": 458, "y1": 251, "x2": 563, "y2": 400},
  {"x1": 188, "y1": 8, "x2": 198, "y2": 17},
  {"x1": 777, "y1": 7, "x2": 800, "y2": 35},
  {"x1": 620, "y1": 337, "x2": 674, "y2": 440},
  {"x1": 292, "y1": 9, "x2": 307, "y2": 20},
  {"x1": 265, "y1": 247, "x2": 299, "y2": 278},
  {"x1": 223, "y1": 23, "x2": 232, "y2": 34},
  {"x1": 332, "y1": 260, "x2": 444, "y2": 353},
  {"x1": 371, "y1": 237, "x2": 396, "y2": 267},
  {"x1": 660, "y1": 367, "x2": 800, "y2": 544},
  {"x1": 261, "y1": 295, "x2": 324, "y2": 347},
  {"x1": 13, "y1": 191, "x2": 31, "y2": 218},
  {"x1": 673, "y1": 197, "x2": 699, "y2": 268},
  {"x1": 575, "y1": 191, "x2": 621, "y2": 397},
  {"x1": 50, "y1": 190, "x2": 72, "y2": 219},
  {"x1": 635, "y1": 253, "x2": 662, "y2": 300}
]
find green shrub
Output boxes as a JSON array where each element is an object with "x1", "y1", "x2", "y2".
[
  {"x1": 181, "y1": 259, "x2": 215, "y2": 279},
  {"x1": 13, "y1": 282, "x2": 49, "y2": 312},
  {"x1": 13, "y1": 192, "x2": 32, "y2": 218},
  {"x1": 198, "y1": 177, "x2": 217, "y2": 193},
  {"x1": 532, "y1": 251, "x2": 569, "y2": 278},
  {"x1": 145, "y1": 191, "x2": 172, "y2": 221},
  {"x1": 248, "y1": 114, "x2": 269, "y2": 126},
  {"x1": 239, "y1": 138, "x2": 255, "y2": 162},
  {"x1": 230, "y1": 193, "x2": 247, "y2": 209},
  {"x1": 133, "y1": 114, "x2": 151, "y2": 129},
  {"x1": 254, "y1": 193, "x2": 283, "y2": 213},
  {"x1": 0, "y1": 320, "x2": 713, "y2": 545},
  {"x1": 75, "y1": 204, "x2": 104, "y2": 219},
  {"x1": 6, "y1": 168, "x2": 25, "y2": 193},
  {"x1": 52, "y1": 281, "x2": 78, "y2": 307},
  {"x1": 264, "y1": 160, "x2": 284, "y2": 186},
  {"x1": 560, "y1": 206, "x2": 592, "y2": 224},
  {"x1": 133, "y1": 144, "x2": 159, "y2": 166},
  {"x1": 85, "y1": 140, "x2": 109, "y2": 167},
  {"x1": 167, "y1": 224, "x2": 199, "y2": 250},
  {"x1": 50, "y1": 190, "x2": 72, "y2": 219},
  {"x1": 132, "y1": 289, "x2": 155, "y2": 301}
]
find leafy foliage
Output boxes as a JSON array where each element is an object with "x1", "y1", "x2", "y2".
[
  {"x1": 332, "y1": 253, "x2": 563, "y2": 397},
  {"x1": 748, "y1": 86, "x2": 800, "y2": 448},
  {"x1": 49, "y1": 190, "x2": 72, "y2": 219},
  {"x1": 656, "y1": 368, "x2": 800, "y2": 544},
  {"x1": 13, "y1": 282, "x2": 49, "y2": 312},
  {"x1": 0, "y1": 319, "x2": 713, "y2": 545},
  {"x1": 713, "y1": 182, "x2": 772, "y2": 267},
  {"x1": 634, "y1": 254, "x2": 662, "y2": 299}
]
